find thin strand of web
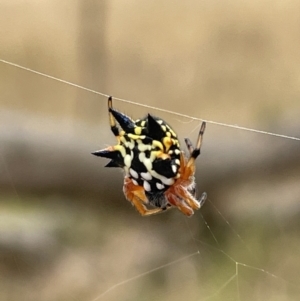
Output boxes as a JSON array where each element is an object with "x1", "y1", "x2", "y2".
[
  {"x1": 1, "y1": 59, "x2": 300, "y2": 142},
  {"x1": 195, "y1": 238, "x2": 298, "y2": 286},
  {"x1": 199, "y1": 212, "x2": 220, "y2": 246},
  {"x1": 207, "y1": 197, "x2": 252, "y2": 254},
  {"x1": 236, "y1": 262, "x2": 241, "y2": 301},
  {"x1": 90, "y1": 251, "x2": 200, "y2": 301},
  {"x1": 203, "y1": 273, "x2": 237, "y2": 301},
  {"x1": 183, "y1": 218, "x2": 201, "y2": 252},
  {"x1": 184, "y1": 207, "x2": 241, "y2": 300},
  {"x1": 184, "y1": 212, "x2": 299, "y2": 298}
]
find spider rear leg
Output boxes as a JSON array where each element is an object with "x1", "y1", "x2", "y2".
[{"x1": 123, "y1": 177, "x2": 165, "y2": 216}]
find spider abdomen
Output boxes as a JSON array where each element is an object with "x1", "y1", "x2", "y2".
[{"x1": 121, "y1": 130, "x2": 181, "y2": 194}]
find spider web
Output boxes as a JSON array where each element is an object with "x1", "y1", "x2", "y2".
[
  {"x1": 1, "y1": 58, "x2": 300, "y2": 301},
  {"x1": 1, "y1": 2, "x2": 300, "y2": 300}
]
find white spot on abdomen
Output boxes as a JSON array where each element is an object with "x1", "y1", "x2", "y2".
[
  {"x1": 156, "y1": 183, "x2": 165, "y2": 190},
  {"x1": 138, "y1": 152, "x2": 146, "y2": 163},
  {"x1": 130, "y1": 168, "x2": 139, "y2": 179},
  {"x1": 141, "y1": 172, "x2": 152, "y2": 181},
  {"x1": 151, "y1": 170, "x2": 175, "y2": 186},
  {"x1": 143, "y1": 181, "x2": 151, "y2": 192},
  {"x1": 174, "y1": 149, "x2": 181, "y2": 155}
]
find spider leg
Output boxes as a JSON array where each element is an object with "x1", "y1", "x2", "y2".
[
  {"x1": 123, "y1": 177, "x2": 165, "y2": 216},
  {"x1": 130, "y1": 195, "x2": 164, "y2": 216},
  {"x1": 185, "y1": 122, "x2": 206, "y2": 170},
  {"x1": 165, "y1": 191, "x2": 194, "y2": 216},
  {"x1": 190, "y1": 122, "x2": 206, "y2": 159},
  {"x1": 184, "y1": 138, "x2": 194, "y2": 155},
  {"x1": 176, "y1": 185, "x2": 203, "y2": 210}
]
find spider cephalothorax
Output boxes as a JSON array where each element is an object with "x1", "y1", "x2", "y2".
[{"x1": 92, "y1": 97, "x2": 207, "y2": 216}]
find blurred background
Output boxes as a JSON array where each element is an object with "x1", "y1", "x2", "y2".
[{"x1": 1, "y1": 1, "x2": 300, "y2": 300}]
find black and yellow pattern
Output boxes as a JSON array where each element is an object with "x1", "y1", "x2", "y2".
[{"x1": 92, "y1": 97, "x2": 207, "y2": 216}]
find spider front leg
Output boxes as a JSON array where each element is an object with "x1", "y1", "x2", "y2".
[
  {"x1": 186, "y1": 121, "x2": 206, "y2": 160},
  {"x1": 184, "y1": 138, "x2": 194, "y2": 155},
  {"x1": 181, "y1": 121, "x2": 207, "y2": 210},
  {"x1": 182, "y1": 121, "x2": 206, "y2": 178},
  {"x1": 123, "y1": 177, "x2": 165, "y2": 216}
]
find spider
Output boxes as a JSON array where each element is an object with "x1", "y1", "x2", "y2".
[{"x1": 92, "y1": 97, "x2": 207, "y2": 216}]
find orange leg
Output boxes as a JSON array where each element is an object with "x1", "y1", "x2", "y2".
[
  {"x1": 164, "y1": 190, "x2": 194, "y2": 217},
  {"x1": 178, "y1": 153, "x2": 196, "y2": 183},
  {"x1": 166, "y1": 154, "x2": 206, "y2": 215},
  {"x1": 175, "y1": 185, "x2": 201, "y2": 210},
  {"x1": 173, "y1": 166, "x2": 207, "y2": 211},
  {"x1": 123, "y1": 177, "x2": 165, "y2": 216}
]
